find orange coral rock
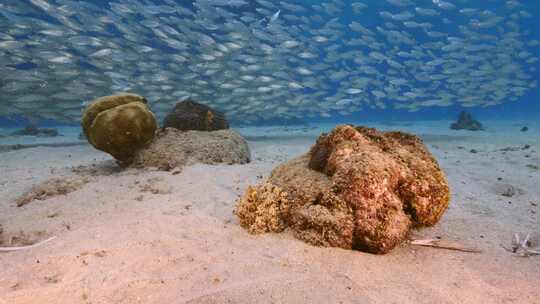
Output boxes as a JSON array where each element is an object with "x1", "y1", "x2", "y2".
[{"x1": 235, "y1": 125, "x2": 450, "y2": 254}]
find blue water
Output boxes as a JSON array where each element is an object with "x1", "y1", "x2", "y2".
[{"x1": 0, "y1": 0, "x2": 539, "y2": 128}]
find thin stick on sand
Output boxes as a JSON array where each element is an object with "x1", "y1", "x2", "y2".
[
  {"x1": 0, "y1": 236, "x2": 57, "y2": 252},
  {"x1": 410, "y1": 238, "x2": 482, "y2": 253}
]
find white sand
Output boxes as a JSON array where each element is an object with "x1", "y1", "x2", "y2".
[{"x1": 0, "y1": 120, "x2": 539, "y2": 304}]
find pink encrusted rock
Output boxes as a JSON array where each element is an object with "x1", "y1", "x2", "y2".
[{"x1": 235, "y1": 125, "x2": 450, "y2": 254}]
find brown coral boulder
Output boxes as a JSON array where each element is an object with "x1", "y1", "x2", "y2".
[
  {"x1": 163, "y1": 100, "x2": 229, "y2": 131},
  {"x1": 235, "y1": 125, "x2": 450, "y2": 254},
  {"x1": 81, "y1": 93, "x2": 157, "y2": 162}
]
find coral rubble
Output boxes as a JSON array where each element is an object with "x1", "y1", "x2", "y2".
[
  {"x1": 235, "y1": 125, "x2": 450, "y2": 254},
  {"x1": 16, "y1": 176, "x2": 93, "y2": 207}
]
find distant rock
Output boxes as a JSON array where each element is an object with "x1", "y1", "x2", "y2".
[
  {"x1": 499, "y1": 145, "x2": 531, "y2": 152},
  {"x1": 130, "y1": 128, "x2": 250, "y2": 171},
  {"x1": 163, "y1": 100, "x2": 229, "y2": 131},
  {"x1": 521, "y1": 126, "x2": 528, "y2": 132},
  {"x1": 81, "y1": 93, "x2": 157, "y2": 163},
  {"x1": 10, "y1": 125, "x2": 59, "y2": 137},
  {"x1": 450, "y1": 111, "x2": 483, "y2": 131},
  {"x1": 235, "y1": 125, "x2": 450, "y2": 254}
]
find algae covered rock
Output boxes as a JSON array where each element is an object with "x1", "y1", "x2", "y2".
[
  {"x1": 130, "y1": 127, "x2": 250, "y2": 171},
  {"x1": 450, "y1": 111, "x2": 483, "y2": 131},
  {"x1": 81, "y1": 93, "x2": 157, "y2": 162},
  {"x1": 163, "y1": 100, "x2": 229, "y2": 131},
  {"x1": 235, "y1": 125, "x2": 450, "y2": 254}
]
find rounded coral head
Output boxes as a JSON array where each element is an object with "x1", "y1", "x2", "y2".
[{"x1": 81, "y1": 93, "x2": 157, "y2": 162}]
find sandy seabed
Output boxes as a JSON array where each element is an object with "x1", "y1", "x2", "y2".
[{"x1": 0, "y1": 120, "x2": 539, "y2": 304}]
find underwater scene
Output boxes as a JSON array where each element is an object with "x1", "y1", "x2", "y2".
[{"x1": 0, "y1": 0, "x2": 539, "y2": 303}]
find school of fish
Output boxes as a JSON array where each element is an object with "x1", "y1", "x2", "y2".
[{"x1": 0, "y1": 0, "x2": 538, "y2": 124}]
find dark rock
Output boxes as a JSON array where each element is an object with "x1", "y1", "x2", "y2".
[
  {"x1": 520, "y1": 126, "x2": 528, "y2": 132},
  {"x1": 163, "y1": 100, "x2": 229, "y2": 131},
  {"x1": 10, "y1": 125, "x2": 59, "y2": 137},
  {"x1": 450, "y1": 111, "x2": 483, "y2": 131}
]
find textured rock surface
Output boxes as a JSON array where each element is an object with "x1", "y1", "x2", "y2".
[
  {"x1": 163, "y1": 100, "x2": 229, "y2": 131},
  {"x1": 235, "y1": 125, "x2": 450, "y2": 254},
  {"x1": 450, "y1": 111, "x2": 483, "y2": 131},
  {"x1": 130, "y1": 128, "x2": 250, "y2": 171},
  {"x1": 81, "y1": 93, "x2": 157, "y2": 162}
]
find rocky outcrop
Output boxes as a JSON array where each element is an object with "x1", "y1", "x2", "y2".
[
  {"x1": 163, "y1": 100, "x2": 229, "y2": 131},
  {"x1": 450, "y1": 111, "x2": 483, "y2": 131},
  {"x1": 81, "y1": 93, "x2": 157, "y2": 162},
  {"x1": 130, "y1": 128, "x2": 250, "y2": 171},
  {"x1": 235, "y1": 125, "x2": 450, "y2": 254}
]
